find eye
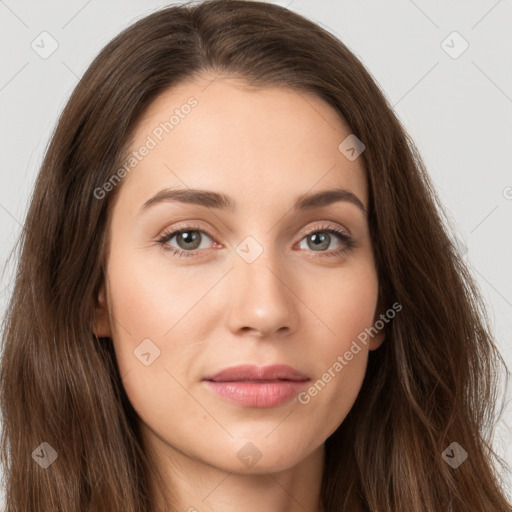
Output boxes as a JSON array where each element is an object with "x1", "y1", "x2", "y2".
[
  {"x1": 157, "y1": 224, "x2": 216, "y2": 257},
  {"x1": 296, "y1": 223, "x2": 356, "y2": 258}
]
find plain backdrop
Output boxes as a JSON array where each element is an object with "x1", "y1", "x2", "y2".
[{"x1": 1, "y1": 0, "x2": 511, "y2": 507}]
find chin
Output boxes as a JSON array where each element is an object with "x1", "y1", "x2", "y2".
[{"x1": 208, "y1": 437, "x2": 319, "y2": 475}]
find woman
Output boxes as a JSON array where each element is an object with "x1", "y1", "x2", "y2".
[{"x1": 1, "y1": 1, "x2": 510, "y2": 510}]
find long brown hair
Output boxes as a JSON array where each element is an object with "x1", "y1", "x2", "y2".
[{"x1": 1, "y1": 1, "x2": 510, "y2": 510}]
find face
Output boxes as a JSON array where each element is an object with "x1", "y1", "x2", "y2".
[{"x1": 94, "y1": 75, "x2": 384, "y2": 477}]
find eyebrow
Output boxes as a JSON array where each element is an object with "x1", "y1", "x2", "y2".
[{"x1": 139, "y1": 186, "x2": 366, "y2": 216}]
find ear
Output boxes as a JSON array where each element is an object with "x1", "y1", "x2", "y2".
[
  {"x1": 368, "y1": 295, "x2": 386, "y2": 351},
  {"x1": 92, "y1": 283, "x2": 112, "y2": 338},
  {"x1": 368, "y1": 328, "x2": 385, "y2": 351}
]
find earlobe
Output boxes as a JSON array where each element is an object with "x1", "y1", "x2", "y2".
[
  {"x1": 369, "y1": 331, "x2": 385, "y2": 351},
  {"x1": 369, "y1": 296, "x2": 387, "y2": 351},
  {"x1": 92, "y1": 284, "x2": 112, "y2": 338}
]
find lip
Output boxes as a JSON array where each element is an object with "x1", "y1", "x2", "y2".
[{"x1": 202, "y1": 364, "x2": 310, "y2": 408}]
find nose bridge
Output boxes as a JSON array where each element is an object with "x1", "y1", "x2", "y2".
[{"x1": 226, "y1": 234, "x2": 298, "y2": 337}]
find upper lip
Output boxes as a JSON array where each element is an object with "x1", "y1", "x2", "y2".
[{"x1": 203, "y1": 364, "x2": 309, "y2": 382}]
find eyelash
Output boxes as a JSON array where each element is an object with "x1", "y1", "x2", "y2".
[{"x1": 156, "y1": 222, "x2": 356, "y2": 260}]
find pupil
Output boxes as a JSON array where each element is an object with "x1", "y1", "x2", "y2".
[
  {"x1": 309, "y1": 232, "x2": 329, "y2": 251},
  {"x1": 178, "y1": 231, "x2": 200, "y2": 249}
]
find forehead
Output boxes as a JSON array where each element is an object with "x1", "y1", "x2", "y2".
[{"x1": 116, "y1": 75, "x2": 368, "y2": 214}]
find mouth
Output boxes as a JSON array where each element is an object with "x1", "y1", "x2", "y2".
[{"x1": 202, "y1": 364, "x2": 310, "y2": 408}]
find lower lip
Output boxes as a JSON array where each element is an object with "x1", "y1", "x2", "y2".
[{"x1": 203, "y1": 380, "x2": 308, "y2": 408}]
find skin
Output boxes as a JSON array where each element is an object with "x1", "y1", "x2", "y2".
[{"x1": 93, "y1": 74, "x2": 385, "y2": 512}]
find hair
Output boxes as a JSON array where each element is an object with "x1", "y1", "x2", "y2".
[{"x1": 1, "y1": 0, "x2": 510, "y2": 510}]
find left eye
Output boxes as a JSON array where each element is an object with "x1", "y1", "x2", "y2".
[{"x1": 297, "y1": 230, "x2": 344, "y2": 252}]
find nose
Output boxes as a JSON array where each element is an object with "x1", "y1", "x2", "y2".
[{"x1": 225, "y1": 246, "x2": 299, "y2": 339}]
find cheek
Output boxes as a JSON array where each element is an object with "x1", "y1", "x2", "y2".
[
  {"x1": 307, "y1": 260, "x2": 379, "y2": 350},
  {"x1": 106, "y1": 258, "x2": 207, "y2": 437},
  {"x1": 294, "y1": 263, "x2": 378, "y2": 429},
  {"x1": 106, "y1": 245, "x2": 219, "y2": 345},
  {"x1": 297, "y1": 321, "x2": 371, "y2": 441},
  {"x1": 105, "y1": 246, "x2": 222, "y2": 405},
  {"x1": 300, "y1": 348, "x2": 368, "y2": 410}
]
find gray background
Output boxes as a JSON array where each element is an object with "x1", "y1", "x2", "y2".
[{"x1": 1, "y1": 0, "x2": 511, "y2": 506}]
